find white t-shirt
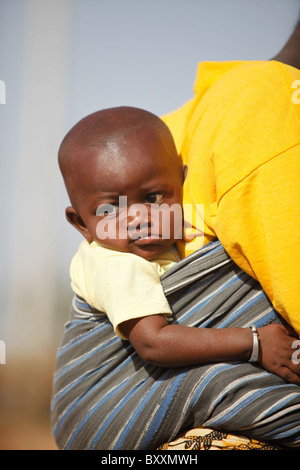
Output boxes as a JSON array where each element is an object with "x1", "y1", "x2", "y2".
[{"x1": 70, "y1": 240, "x2": 180, "y2": 339}]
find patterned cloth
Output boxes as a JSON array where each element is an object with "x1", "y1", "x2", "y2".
[
  {"x1": 51, "y1": 240, "x2": 300, "y2": 450},
  {"x1": 157, "y1": 426, "x2": 285, "y2": 450}
]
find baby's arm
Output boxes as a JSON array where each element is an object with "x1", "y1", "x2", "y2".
[{"x1": 120, "y1": 316, "x2": 300, "y2": 385}]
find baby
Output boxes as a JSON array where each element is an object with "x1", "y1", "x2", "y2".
[
  {"x1": 59, "y1": 106, "x2": 185, "y2": 339},
  {"x1": 58, "y1": 106, "x2": 300, "y2": 380}
]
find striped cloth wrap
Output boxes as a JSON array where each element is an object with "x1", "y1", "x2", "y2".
[{"x1": 51, "y1": 240, "x2": 300, "y2": 450}]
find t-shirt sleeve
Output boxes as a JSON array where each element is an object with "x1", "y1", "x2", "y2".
[
  {"x1": 182, "y1": 61, "x2": 300, "y2": 334},
  {"x1": 209, "y1": 62, "x2": 300, "y2": 335},
  {"x1": 94, "y1": 254, "x2": 173, "y2": 339},
  {"x1": 71, "y1": 244, "x2": 172, "y2": 339},
  {"x1": 214, "y1": 145, "x2": 300, "y2": 335}
]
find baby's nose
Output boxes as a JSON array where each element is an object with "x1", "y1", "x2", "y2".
[{"x1": 127, "y1": 204, "x2": 151, "y2": 235}]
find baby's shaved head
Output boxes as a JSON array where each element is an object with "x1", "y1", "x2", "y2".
[
  {"x1": 58, "y1": 106, "x2": 178, "y2": 209},
  {"x1": 59, "y1": 106, "x2": 172, "y2": 156}
]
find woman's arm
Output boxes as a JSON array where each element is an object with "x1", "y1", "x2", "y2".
[{"x1": 120, "y1": 315, "x2": 300, "y2": 385}]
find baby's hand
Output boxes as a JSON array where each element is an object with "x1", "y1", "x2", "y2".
[{"x1": 258, "y1": 323, "x2": 300, "y2": 385}]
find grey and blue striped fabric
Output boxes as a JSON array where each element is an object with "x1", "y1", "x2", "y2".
[{"x1": 51, "y1": 240, "x2": 300, "y2": 449}]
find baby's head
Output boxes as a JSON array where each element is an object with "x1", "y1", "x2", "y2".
[{"x1": 58, "y1": 106, "x2": 186, "y2": 260}]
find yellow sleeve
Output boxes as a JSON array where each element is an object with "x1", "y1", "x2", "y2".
[
  {"x1": 211, "y1": 62, "x2": 300, "y2": 334},
  {"x1": 162, "y1": 98, "x2": 195, "y2": 154},
  {"x1": 162, "y1": 61, "x2": 249, "y2": 157},
  {"x1": 164, "y1": 60, "x2": 300, "y2": 333},
  {"x1": 215, "y1": 146, "x2": 300, "y2": 334},
  {"x1": 70, "y1": 241, "x2": 172, "y2": 339}
]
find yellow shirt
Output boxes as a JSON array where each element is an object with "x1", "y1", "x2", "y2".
[
  {"x1": 70, "y1": 240, "x2": 179, "y2": 339},
  {"x1": 163, "y1": 60, "x2": 300, "y2": 334}
]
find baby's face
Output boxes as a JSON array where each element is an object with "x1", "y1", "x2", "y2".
[{"x1": 70, "y1": 129, "x2": 185, "y2": 260}]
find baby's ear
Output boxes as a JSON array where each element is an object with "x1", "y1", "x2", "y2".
[{"x1": 65, "y1": 206, "x2": 93, "y2": 242}]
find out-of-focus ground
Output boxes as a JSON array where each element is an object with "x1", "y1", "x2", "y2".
[{"x1": 0, "y1": 356, "x2": 57, "y2": 450}]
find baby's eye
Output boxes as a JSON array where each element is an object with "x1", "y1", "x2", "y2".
[
  {"x1": 145, "y1": 193, "x2": 164, "y2": 204},
  {"x1": 96, "y1": 203, "x2": 119, "y2": 217}
]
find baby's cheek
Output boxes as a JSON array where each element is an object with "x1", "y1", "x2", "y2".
[{"x1": 95, "y1": 216, "x2": 129, "y2": 249}]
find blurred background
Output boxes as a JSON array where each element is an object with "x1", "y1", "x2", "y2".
[{"x1": 0, "y1": 0, "x2": 299, "y2": 450}]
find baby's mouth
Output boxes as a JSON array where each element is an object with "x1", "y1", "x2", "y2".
[{"x1": 130, "y1": 229, "x2": 161, "y2": 243}]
